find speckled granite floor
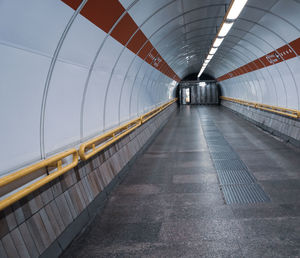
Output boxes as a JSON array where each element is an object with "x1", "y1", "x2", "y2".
[{"x1": 62, "y1": 106, "x2": 300, "y2": 258}]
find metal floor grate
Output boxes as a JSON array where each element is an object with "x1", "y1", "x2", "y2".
[
  {"x1": 217, "y1": 170, "x2": 256, "y2": 185},
  {"x1": 208, "y1": 145, "x2": 234, "y2": 153},
  {"x1": 204, "y1": 131, "x2": 223, "y2": 136},
  {"x1": 210, "y1": 151, "x2": 239, "y2": 160},
  {"x1": 214, "y1": 159, "x2": 248, "y2": 172},
  {"x1": 221, "y1": 184, "x2": 270, "y2": 204},
  {"x1": 205, "y1": 136, "x2": 225, "y2": 142},
  {"x1": 201, "y1": 118, "x2": 270, "y2": 205},
  {"x1": 202, "y1": 127, "x2": 218, "y2": 132},
  {"x1": 205, "y1": 138, "x2": 228, "y2": 144}
]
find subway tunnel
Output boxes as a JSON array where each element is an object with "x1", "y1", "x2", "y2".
[{"x1": 0, "y1": 0, "x2": 300, "y2": 257}]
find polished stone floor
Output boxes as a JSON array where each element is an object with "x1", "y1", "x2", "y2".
[{"x1": 62, "y1": 106, "x2": 300, "y2": 258}]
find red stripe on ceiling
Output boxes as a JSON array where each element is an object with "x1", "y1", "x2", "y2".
[
  {"x1": 217, "y1": 38, "x2": 299, "y2": 82},
  {"x1": 289, "y1": 38, "x2": 300, "y2": 55},
  {"x1": 61, "y1": 0, "x2": 82, "y2": 10},
  {"x1": 61, "y1": 0, "x2": 180, "y2": 82},
  {"x1": 110, "y1": 13, "x2": 137, "y2": 46},
  {"x1": 278, "y1": 45, "x2": 296, "y2": 60},
  {"x1": 81, "y1": 0, "x2": 124, "y2": 34},
  {"x1": 127, "y1": 30, "x2": 147, "y2": 53},
  {"x1": 139, "y1": 42, "x2": 153, "y2": 60},
  {"x1": 253, "y1": 59, "x2": 264, "y2": 70}
]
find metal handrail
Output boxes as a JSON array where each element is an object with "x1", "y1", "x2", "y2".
[
  {"x1": 141, "y1": 107, "x2": 161, "y2": 123},
  {"x1": 80, "y1": 98, "x2": 177, "y2": 160},
  {"x1": 220, "y1": 96, "x2": 300, "y2": 119},
  {"x1": 79, "y1": 118, "x2": 141, "y2": 161},
  {"x1": 0, "y1": 98, "x2": 177, "y2": 211},
  {"x1": 141, "y1": 98, "x2": 177, "y2": 123},
  {"x1": 0, "y1": 149, "x2": 78, "y2": 211}
]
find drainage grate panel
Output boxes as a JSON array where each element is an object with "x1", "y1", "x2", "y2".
[
  {"x1": 205, "y1": 138, "x2": 228, "y2": 144},
  {"x1": 204, "y1": 135, "x2": 221, "y2": 139},
  {"x1": 214, "y1": 159, "x2": 248, "y2": 172},
  {"x1": 217, "y1": 170, "x2": 256, "y2": 185},
  {"x1": 222, "y1": 184, "x2": 270, "y2": 204},
  {"x1": 210, "y1": 151, "x2": 239, "y2": 160},
  {"x1": 205, "y1": 135, "x2": 225, "y2": 140},
  {"x1": 200, "y1": 116, "x2": 270, "y2": 205},
  {"x1": 202, "y1": 129, "x2": 219, "y2": 134},
  {"x1": 208, "y1": 145, "x2": 233, "y2": 153}
]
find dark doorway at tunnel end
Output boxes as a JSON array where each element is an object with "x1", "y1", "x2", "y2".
[{"x1": 177, "y1": 73, "x2": 221, "y2": 105}]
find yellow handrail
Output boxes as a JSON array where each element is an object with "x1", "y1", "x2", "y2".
[
  {"x1": 141, "y1": 106, "x2": 161, "y2": 123},
  {"x1": 0, "y1": 149, "x2": 78, "y2": 211},
  {"x1": 0, "y1": 98, "x2": 177, "y2": 211},
  {"x1": 80, "y1": 98, "x2": 177, "y2": 160},
  {"x1": 79, "y1": 118, "x2": 141, "y2": 161},
  {"x1": 220, "y1": 96, "x2": 300, "y2": 119},
  {"x1": 141, "y1": 98, "x2": 177, "y2": 123}
]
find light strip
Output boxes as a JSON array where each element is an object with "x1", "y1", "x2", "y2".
[
  {"x1": 197, "y1": 0, "x2": 248, "y2": 78},
  {"x1": 218, "y1": 22, "x2": 234, "y2": 37},
  {"x1": 213, "y1": 37, "x2": 224, "y2": 48},
  {"x1": 209, "y1": 47, "x2": 218, "y2": 55},
  {"x1": 227, "y1": 0, "x2": 248, "y2": 20}
]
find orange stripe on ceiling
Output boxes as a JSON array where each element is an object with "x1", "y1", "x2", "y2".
[
  {"x1": 127, "y1": 30, "x2": 147, "y2": 53},
  {"x1": 278, "y1": 45, "x2": 296, "y2": 60},
  {"x1": 81, "y1": 0, "x2": 124, "y2": 33},
  {"x1": 253, "y1": 59, "x2": 264, "y2": 70},
  {"x1": 110, "y1": 13, "x2": 137, "y2": 46},
  {"x1": 139, "y1": 42, "x2": 153, "y2": 60},
  {"x1": 62, "y1": 0, "x2": 82, "y2": 10},
  {"x1": 61, "y1": 0, "x2": 180, "y2": 82},
  {"x1": 217, "y1": 38, "x2": 299, "y2": 82},
  {"x1": 248, "y1": 62, "x2": 257, "y2": 72},
  {"x1": 289, "y1": 38, "x2": 300, "y2": 55}
]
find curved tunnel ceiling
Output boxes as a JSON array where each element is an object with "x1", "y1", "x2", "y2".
[{"x1": 0, "y1": 0, "x2": 299, "y2": 175}]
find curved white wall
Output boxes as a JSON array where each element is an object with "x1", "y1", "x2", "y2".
[
  {"x1": 0, "y1": 0, "x2": 180, "y2": 175},
  {"x1": 211, "y1": 1, "x2": 300, "y2": 111}
]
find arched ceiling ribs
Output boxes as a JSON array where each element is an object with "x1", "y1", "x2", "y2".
[
  {"x1": 167, "y1": 43, "x2": 261, "y2": 80},
  {"x1": 128, "y1": 2, "x2": 300, "y2": 77}
]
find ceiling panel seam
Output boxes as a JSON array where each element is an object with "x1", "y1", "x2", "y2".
[{"x1": 40, "y1": 0, "x2": 88, "y2": 159}]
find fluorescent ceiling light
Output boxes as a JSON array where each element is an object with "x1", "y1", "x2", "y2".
[
  {"x1": 209, "y1": 47, "x2": 218, "y2": 55},
  {"x1": 198, "y1": 0, "x2": 248, "y2": 80},
  {"x1": 198, "y1": 67, "x2": 205, "y2": 77},
  {"x1": 218, "y1": 22, "x2": 234, "y2": 37},
  {"x1": 227, "y1": 0, "x2": 248, "y2": 20},
  {"x1": 199, "y1": 82, "x2": 206, "y2": 87},
  {"x1": 213, "y1": 37, "x2": 224, "y2": 48}
]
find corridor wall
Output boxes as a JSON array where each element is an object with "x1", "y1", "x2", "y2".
[
  {"x1": 0, "y1": 0, "x2": 180, "y2": 176},
  {"x1": 211, "y1": 1, "x2": 300, "y2": 111}
]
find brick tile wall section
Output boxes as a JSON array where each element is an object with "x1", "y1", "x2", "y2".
[
  {"x1": 0, "y1": 102, "x2": 177, "y2": 258},
  {"x1": 221, "y1": 100, "x2": 300, "y2": 147}
]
